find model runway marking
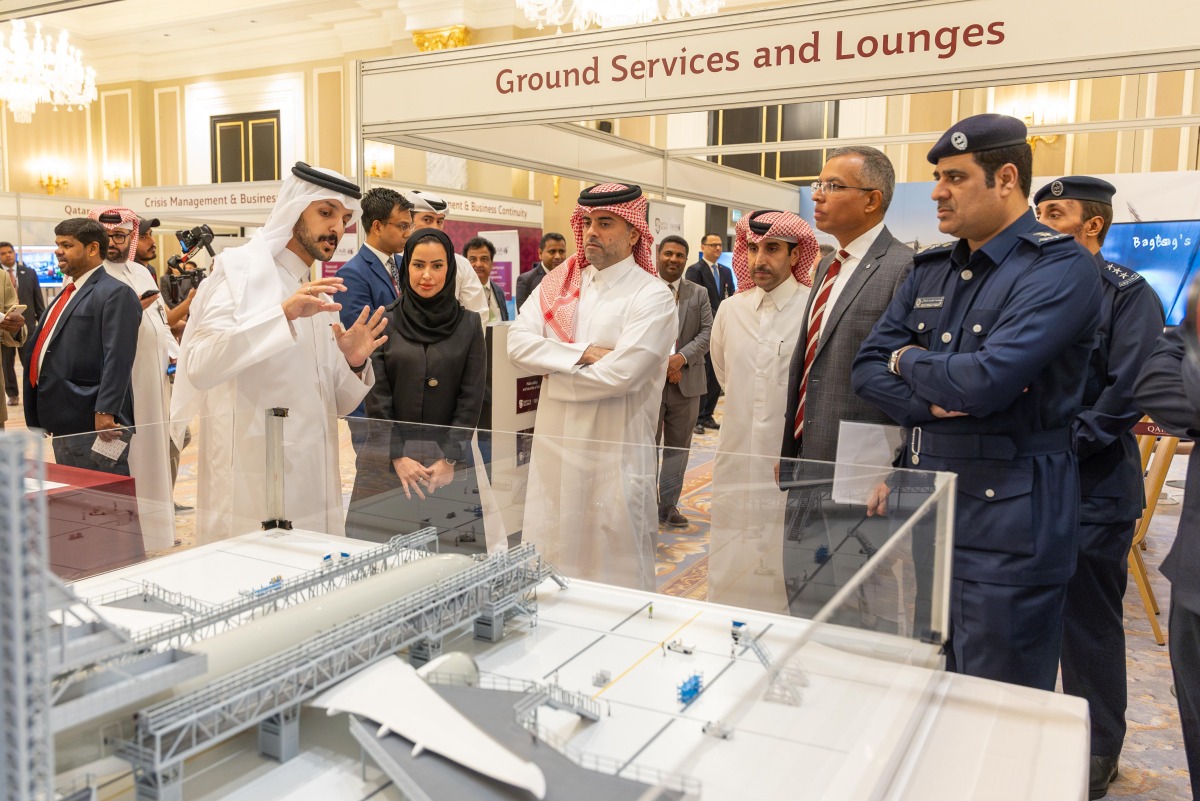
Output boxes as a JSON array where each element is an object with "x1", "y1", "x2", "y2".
[
  {"x1": 592, "y1": 611, "x2": 702, "y2": 699},
  {"x1": 542, "y1": 635, "x2": 606, "y2": 679},
  {"x1": 618, "y1": 719, "x2": 675, "y2": 774},
  {"x1": 611, "y1": 601, "x2": 652, "y2": 631}
]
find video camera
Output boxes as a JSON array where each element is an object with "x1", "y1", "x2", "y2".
[{"x1": 165, "y1": 225, "x2": 216, "y2": 305}]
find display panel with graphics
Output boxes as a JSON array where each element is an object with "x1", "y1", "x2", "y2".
[{"x1": 1101, "y1": 220, "x2": 1200, "y2": 325}]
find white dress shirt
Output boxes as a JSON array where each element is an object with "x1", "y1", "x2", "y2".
[{"x1": 814, "y1": 220, "x2": 885, "y2": 339}]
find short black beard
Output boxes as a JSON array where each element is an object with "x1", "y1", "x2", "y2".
[{"x1": 293, "y1": 219, "x2": 337, "y2": 262}]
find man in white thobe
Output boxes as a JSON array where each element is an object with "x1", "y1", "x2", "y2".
[
  {"x1": 508, "y1": 183, "x2": 676, "y2": 590},
  {"x1": 90, "y1": 207, "x2": 178, "y2": 551},
  {"x1": 709, "y1": 210, "x2": 818, "y2": 611},
  {"x1": 172, "y1": 163, "x2": 387, "y2": 542}
]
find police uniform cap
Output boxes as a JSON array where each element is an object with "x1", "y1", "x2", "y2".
[
  {"x1": 1033, "y1": 175, "x2": 1116, "y2": 207},
  {"x1": 927, "y1": 113, "x2": 1028, "y2": 164},
  {"x1": 291, "y1": 161, "x2": 362, "y2": 200}
]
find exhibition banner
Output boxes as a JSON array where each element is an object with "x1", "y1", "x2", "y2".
[
  {"x1": 647, "y1": 200, "x2": 685, "y2": 242},
  {"x1": 362, "y1": 0, "x2": 1200, "y2": 132},
  {"x1": 488, "y1": 229, "x2": 522, "y2": 304}
]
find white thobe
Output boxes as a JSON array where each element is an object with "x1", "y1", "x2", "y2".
[
  {"x1": 454, "y1": 254, "x2": 490, "y2": 326},
  {"x1": 508, "y1": 255, "x2": 677, "y2": 590},
  {"x1": 708, "y1": 277, "x2": 810, "y2": 611},
  {"x1": 176, "y1": 248, "x2": 373, "y2": 542},
  {"x1": 105, "y1": 260, "x2": 178, "y2": 551}
]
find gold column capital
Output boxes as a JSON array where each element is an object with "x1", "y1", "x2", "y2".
[{"x1": 412, "y1": 24, "x2": 471, "y2": 52}]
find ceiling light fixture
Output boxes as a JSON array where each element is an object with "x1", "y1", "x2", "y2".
[
  {"x1": 516, "y1": 0, "x2": 723, "y2": 32},
  {"x1": 0, "y1": 19, "x2": 96, "y2": 124}
]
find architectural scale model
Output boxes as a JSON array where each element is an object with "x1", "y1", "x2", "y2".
[{"x1": 0, "y1": 428, "x2": 1089, "y2": 801}]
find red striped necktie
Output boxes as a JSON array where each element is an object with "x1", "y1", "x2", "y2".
[
  {"x1": 29, "y1": 281, "x2": 77, "y2": 387},
  {"x1": 793, "y1": 249, "x2": 849, "y2": 439}
]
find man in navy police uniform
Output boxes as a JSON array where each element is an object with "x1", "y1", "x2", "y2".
[
  {"x1": 851, "y1": 114, "x2": 1103, "y2": 692},
  {"x1": 1034, "y1": 175, "x2": 1164, "y2": 799}
]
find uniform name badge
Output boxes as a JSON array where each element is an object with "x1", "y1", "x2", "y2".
[{"x1": 914, "y1": 296, "x2": 944, "y2": 309}]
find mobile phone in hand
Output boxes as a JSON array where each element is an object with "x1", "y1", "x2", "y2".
[
  {"x1": 4, "y1": 303, "x2": 26, "y2": 318},
  {"x1": 140, "y1": 289, "x2": 161, "y2": 300}
]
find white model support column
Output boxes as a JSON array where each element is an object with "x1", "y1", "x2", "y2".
[{"x1": 0, "y1": 431, "x2": 52, "y2": 801}]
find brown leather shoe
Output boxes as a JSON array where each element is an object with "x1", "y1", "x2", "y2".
[
  {"x1": 663, "y1": 506, "x2": 688, "y2": 528},
  {"x1": 6, "y1": 396, "x2": 16, "y2": 406}
]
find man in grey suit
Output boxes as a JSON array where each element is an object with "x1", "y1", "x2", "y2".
[
  {"x1": 778, "y1": 145, "x2": 914, "y2": 619},
  {"x1": 655, "y1": 235, "x2": 712, "y2": 528}
]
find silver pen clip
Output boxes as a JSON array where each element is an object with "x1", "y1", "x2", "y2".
[{"x1": 910, "y1": 426, "x2": 922, "y2": 466}]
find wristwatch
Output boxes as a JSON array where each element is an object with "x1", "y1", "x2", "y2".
[
  {"x1": 888, "y1": 347, "x2": 913, "y2": 376},
  {"x1": 442, "y1": 457, "x2": 458, "y2": 467}
]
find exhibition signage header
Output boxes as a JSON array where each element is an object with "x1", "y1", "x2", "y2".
[
  {"x1": 367, "y1": 179, "x2": 544, "y2": 227},
  {"x1": 121, "y1": 182, "x2": 283, "y2": 224},
  {"x1": 362, "y1": 0, "x2": 1200, "y2": 132}
]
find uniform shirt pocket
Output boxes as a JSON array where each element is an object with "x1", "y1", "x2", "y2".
[
  {"x1": 959, "y1": 309, "x2": 1000, "y2": 350},
  {"x1": 904, "y1": 309, "x2": 940, "y2": 346},
  {"x1": 953, "y1": 463, "x2": 1036, "y2": 556}
]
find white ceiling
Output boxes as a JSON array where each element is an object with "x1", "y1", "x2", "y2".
[{"x1": 11, "y1": 0, "x2": 770, "y2": 84}]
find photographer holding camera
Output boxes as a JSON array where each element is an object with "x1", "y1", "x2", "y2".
[{"x1": 157, "y1": 223, "x2": 213, "y2": 339}]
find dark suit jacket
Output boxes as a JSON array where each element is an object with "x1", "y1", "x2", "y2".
[
  {"x1": 338, "y1": 244, "x2": 398, "y2": 330},
  {"x1": 515, "y1": 265, "x2": 548, "y2": 311},
  {"x1": 24, "y1": 266, "x2": 140, "y2": 435},
  {"x1": 338, "y1": 245, "x2": 399, "y2": 416},
  {"x1": 685, "y1": 258, "x2": 735, "y2": 313},
  {"x1": 366, "y1": 303, "x2": 486, "y2": 464},
  {"x1": 781, "y1": 226, "x2": 914, "y2": 464},
  {"x1": 12, "y1": 262, "x2": 45, "y2": 325},
  {"x1": 1135, "y1": 325, "x2": 1200, "y2": 613},
  {"x1": 488, "y1": 281, "x2": 509, "y2": 322},
  {"x1": 670, "y1": 279, "x2": 712, "y2": 398}
]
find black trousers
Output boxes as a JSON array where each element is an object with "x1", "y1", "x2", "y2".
[
  {"x1": 2, "y1": 343, "x2": 23, "y2": 398},
  {"x1": 699, "y1": 359, "x2": 720, "y2": 420},
  {"x1": 1169, "y1": 590, "x2": 1200, "y2": 800},
  {"x1": 1061, "y1": 519, "x2": 1135, "y2": 756}
]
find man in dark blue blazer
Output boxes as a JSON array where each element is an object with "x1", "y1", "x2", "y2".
[
  {"x1": 25, "y1": 218, "x2": 140, "y2": 475},
  {"x1": 0, "y1": 240, "x2": 45, "y2": 405},
  {"x1": 684, "y1": 233, "x2": 734, "y2": 432},
  {"x1": 337, "y1": 188, "x2": 414, "y2": 445}
]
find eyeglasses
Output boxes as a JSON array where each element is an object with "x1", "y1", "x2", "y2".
[
  {"x1": 810, "y1": 181, "x2": 879, "y2": 196},
  {"x1": 108, "y1": 232, "x2": 130, "y2": 242}
]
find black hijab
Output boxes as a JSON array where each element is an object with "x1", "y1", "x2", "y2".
[{"x1": 393, "y1": 227, "x2": 464, "y2": 344}]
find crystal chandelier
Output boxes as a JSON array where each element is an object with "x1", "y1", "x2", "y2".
[
  {"x1": 517, "y1": 0, "x2": 723, "y2": 32},
  {"x1": 0, "y1": 19, "x2": 97, "y2": 124}
]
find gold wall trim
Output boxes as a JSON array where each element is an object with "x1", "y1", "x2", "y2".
[{"x1": 412, "y1": 25, "x2": 470, "y2": 52}]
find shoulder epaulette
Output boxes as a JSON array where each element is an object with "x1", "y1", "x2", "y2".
[
  {"x1": 912, "y1": 242, "x2": 955, "y2": 264},
  {"x1": 1018, "y1": 230, "x2": 1073, "y2": 248},
  {"x1": 1099, "y1": 260, "x2": 1145, "y2": 290}
]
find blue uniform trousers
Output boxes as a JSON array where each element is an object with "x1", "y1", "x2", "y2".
[
  {"x1": 945, "y1": 578, "x2": 1067, "y2": 691},
  {"x1": 1170, "y1": 590, "x2": 1200, "y2": 800},
  {"x1": 1061, "y1": 519, "x2": 1135, "y2": 756}
]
